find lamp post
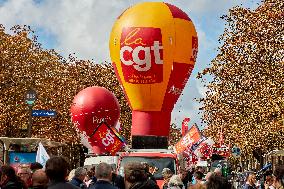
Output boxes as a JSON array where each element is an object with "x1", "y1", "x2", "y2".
[{"x1": 25, "y1": 89, "x2": 37, "y2": 137}]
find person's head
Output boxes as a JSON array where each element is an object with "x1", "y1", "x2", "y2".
[
  {"x1": 90, "y1": 166, "x2": 96, "y2": 176},
  {"x1": 45, "y1": 156, "x2": 70, "y2": 182},
  {"x1": 214, "y1": 168, "x2": 222, "y2": 177},
  {"x1": 168, "y1": 175, "x2": 184, "y2": 188},
  {"x1": 17, "y1": 164, "x2": 32, "y2": 184},
  {"x1": 273, "y1": 165, "x2": 284, "y2": 188},
  {"x1": 95, "y1": 162, "x2": 112, "y2": 181},
  {"x1": 124, "y1": 162, "x2": 147, "y2": 184},
  {"x1": 141, "y1": 162, "x2": 150, "y2": 172},
  {"x1": 265, "y1": 175, "x2": 274, "y2": 186},
  {"x1": 194, "y1": 171, "x2": 204, "y2": 182},
  {"x1": 205, "y1": 172, "x2": 213, "y2": 181},
  {"x1": 32, "y1": 169, "x2": 48, "y2": 187},
  {"x1": 148, "y1": 162, "x2": 157, "y2": 174},
  {"x1": 197, "y1": 166, "x2": 205, "y2": 173},
  {"x1": 162, "y1": 168, "x2": 173, "y2": 180},
  {"x1": 178, "y1": 168, "x2": 187, "y2": 179},
  {"x1": 74, "y1": 167, "x2": 87, "y2": 181},
  {"x1": 85, "y1": 170, "x2": 93, "y2": 182},
  {"x1": 30, "y1": 163, "x2": 43, "y2": 173},
  {"x1": 206, "y1": 175, "x2": 231, "y2": 189},
  {"x1": 0, "y1": 165, "x2": 18, "y2": 185},
  {"x1": 246, "y1": 173, "x2": 256, "y2": 185}
]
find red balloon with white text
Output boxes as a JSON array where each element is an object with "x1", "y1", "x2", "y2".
[{"x1": 70, "y1": 86, "x2": 120, "y2": 154}]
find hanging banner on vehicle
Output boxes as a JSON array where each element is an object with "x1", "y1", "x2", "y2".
[
  {"x1": 174, "y1": 124, "x2": 201, "y2": 154},
  {"x1": 89, "y1": 122, "x2": 126, "y2": 155}
]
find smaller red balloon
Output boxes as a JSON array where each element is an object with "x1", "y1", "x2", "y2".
[{"x1": 70, "y1": 86, "x2": 120, "y2": 154}]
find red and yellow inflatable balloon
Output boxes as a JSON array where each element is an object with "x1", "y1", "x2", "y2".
[{"x1": 109, "y1": 2, "x2": 198, "y2": 142}]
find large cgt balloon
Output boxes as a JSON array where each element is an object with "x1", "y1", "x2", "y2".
[
  {"x1": 70, "y1": 87, "x2": 120, "y2": 153},
  {"x1": 109, "y1": 2, "x2": 198, "y2": 142}
]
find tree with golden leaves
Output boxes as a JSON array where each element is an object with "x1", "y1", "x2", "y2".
[
  {"x1": 198, "y1": 0, "x2": 284, "y2": 156},
  {"x1": 169, "y1": 123, "x2": 182, "y2": 146},
  {"x1": 0, "y1": 25, "x2": 132, "y2": 146}
]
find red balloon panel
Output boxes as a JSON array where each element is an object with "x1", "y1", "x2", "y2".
[{"x1": 70, "y1": 87, "x2": 120, "y2": 154}]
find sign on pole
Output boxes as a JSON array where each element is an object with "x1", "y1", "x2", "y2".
[
  {"x1": 32, "y1": 110, "x2": 57, "y2": 117},
  {"x1": 26, "y1": 89, "x2": 37, "y2": 106}
]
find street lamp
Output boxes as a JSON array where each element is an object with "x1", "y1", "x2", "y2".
[{"x1": 25, "y1": 89, "x2": 37, "y2": 137}]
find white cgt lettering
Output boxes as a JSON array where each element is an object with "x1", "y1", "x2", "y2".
[
  {"x1": 120, "y1": 41, "x2": 163, "y2": 71},
  {"x1": 101, "y1": 129, "x2": 115, "y2": 147}
]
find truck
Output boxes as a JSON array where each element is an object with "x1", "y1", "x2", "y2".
[{"x1": 116, "y1": 148, "x2": 180, "y2": 188}]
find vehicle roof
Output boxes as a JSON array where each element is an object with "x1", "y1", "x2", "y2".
[{"x1": 120, "y1": 149, "x2": 177, "y2": 158}]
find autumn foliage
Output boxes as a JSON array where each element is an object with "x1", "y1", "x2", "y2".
[
  {"x1": 0, "y1": 24, "x2": 132, "y2": 144},
  {"x1": 199, "y1": 0, "x2": 284, "y2": 155}
]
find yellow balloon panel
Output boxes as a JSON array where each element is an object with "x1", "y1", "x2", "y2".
[
  {"x1": 173, "y1": 19, "x2": 198, "y2": 64},
  {"x1": 109, "y1": 2, "x2": 197, "y2": 111}
]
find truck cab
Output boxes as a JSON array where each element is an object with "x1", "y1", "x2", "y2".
[{"x1": 117, "y1": 149, "x2": 179, "y2": 188}]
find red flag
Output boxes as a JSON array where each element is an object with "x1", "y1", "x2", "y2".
[
  {"x1": 182, "y1": 118, "x2": 190, "y2": 136},
  {"x1": 89, "y1": 122, "x2": 126, "y2": 155},
  {"x1": 174, "y1": 124, "x2": 201, "y2": 154},
  {"x1": 199, "y1": 143, "x2": 213, "y2": 158},
  {"x1": 191, "y1": 153, "x2": 198, "y2": 164},
  {"x1": 193, "y1": 138, "x2": 214, "y2": 158},
  {"x1": 183, "y1": 147, "x2": 192, "y2": 158}
]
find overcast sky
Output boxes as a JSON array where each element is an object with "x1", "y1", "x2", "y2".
[{"x1": 0, "y1": 0, "x2": 260, "y2": 129}]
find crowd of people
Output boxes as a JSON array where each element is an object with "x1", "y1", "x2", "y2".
[
  {"x1": 167, "y1": 166, "x2": 284, "y2": 189},
  {"x1": 0, "y1": 156, "x2": 283, "y2": 189}
]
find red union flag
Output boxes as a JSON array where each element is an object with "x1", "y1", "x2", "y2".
[
  {"x1": 182, "y1": 118, "x2": 190, "y2": 136},
  {"x1": 174, "y1": 124, "x2": 201, "y2": 154},
  {"x1": 89, "y1": 122, "x2": 126, "y2": 155},
  {"x1": 120, "y1": 27, "x2": 163, "y2": 84},
  {"x1": 194, "y1": 138, "x2": 214, "y2": 158}
]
